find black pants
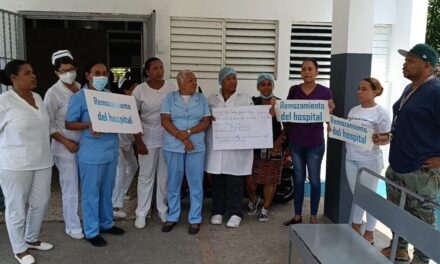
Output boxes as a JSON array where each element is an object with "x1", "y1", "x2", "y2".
[
  {"x1": 0, "y1": 187, "x2": 4, "y2": 209},
  {"x1": 211, "y1": 174, "x2": 245, "y2": 218}
]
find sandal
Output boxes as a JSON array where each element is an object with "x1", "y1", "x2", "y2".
[{"x1": 282, "y1": 217, "x2": 302, "y2": 227}]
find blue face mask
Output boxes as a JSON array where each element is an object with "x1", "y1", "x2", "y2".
[
  {"x1": 92, "y1": 76, "x2": 108, "y2": 91},
  {"x1": 260, "y1": 93, "x2": 273, "y2": 99}
]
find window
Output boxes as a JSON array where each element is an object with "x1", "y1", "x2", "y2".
[
  {"x1": 289, "y1": 23, "x2": 391, "y2": 82},
  {"x1": 170, "y1": 17, "x2": 278, "y2": 79},
  {"x1": 289, "y1": 23, "x2": 332, "y2": 80}
]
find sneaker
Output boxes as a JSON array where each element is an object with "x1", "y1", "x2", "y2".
[
  {"x1": 26, "y1": 241, "x2": 54, "y2": 251},
  {"x1": 86, "y1": 235, "x2": 107, "y2": 247},
  {"x1": 113, "y1": 210, "x2": 127, "y2": 218},
  {"x1": 247, "y1": 196, "x2": 261, "y2": 215},
  {"x1": 259, "y1": 208, "x2": 269, "y2": 222},
  {"x1": 158, "y1": 212, "x2": 167, "y2": 223},
  {"x1": 135, "y1": 216, "x2": 146, "y2": 229},
  {"x1": 67, "y1": 232, "x2": 84, "y2": 240},
  {"x1": 210, "y1": 214, "x2": 223, "y2": 225},
  {"x1": 226, "y1": 215, "x2": 242, "y2": 228},
  {"x1": 380, "y1": 246, "x2": 410, "y2": 261},
  {"x1": 124, "y1": 195, "x2": 131, "y2": 200},
  {"x1": 101, "y1": 225, "x2": 125, "y2": 235}
]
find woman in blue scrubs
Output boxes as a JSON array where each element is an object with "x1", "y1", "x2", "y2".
[
  {"x1": 160, "y1": 70, "x2": 211, "y2": 235},
  {"x1": 65, "y1": 61, "x2": 124, "y2": 247}
]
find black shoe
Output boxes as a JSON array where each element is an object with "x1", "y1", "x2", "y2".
[
  {"x1": 281, "y1": 217, "x2": 302, "y2": 227},
  {"x1": 101, "y1": 226, "x2": 125, "y2": 235},
  {"x1": 86, "y1": 235, "x2": 107, "y2": 247},
  {"x1": 161, "y1": 221, "x2": 177, "y2": 233},
  {"x1": 188, "y1": 224, "x2": 200, "y2": 235}
]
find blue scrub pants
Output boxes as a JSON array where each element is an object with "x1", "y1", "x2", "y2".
[
  {"x1": 79, "y1": 160, "x2": 117, "y2": 238},
  {"x1": 163, "y1": 150, "x2": 204, "y2": 224}
]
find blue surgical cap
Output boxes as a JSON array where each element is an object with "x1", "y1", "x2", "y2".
[
  {"x1": 256, "y1": 73, "x2": 274, "y2": 88},
  {"x1": 218, "y1": 67, "x2": 236, "y2": 85}
]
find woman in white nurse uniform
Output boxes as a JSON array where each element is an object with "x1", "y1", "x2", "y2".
[
  {"x1": 43, "y1": 50, "x2": 83, "y2": 239},
  {"x1": 0, "y1": 60, "x2": 54, "y2": 264}
]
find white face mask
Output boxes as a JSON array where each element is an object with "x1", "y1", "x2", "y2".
[{"x1": 59, "y1": 71, "x2": 77, "y2": 85}]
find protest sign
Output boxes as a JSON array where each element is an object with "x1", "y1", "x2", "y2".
[
  {"x1": 212, "y1": 105, "x2": 273, "y2": 150},
  {"x1": 275, "y1": 100, "x2": 330, "y2": 123},
  {"x1": 84, "y1": 89, "x2": 142, "y2": 134},
  {"x1": 328, "y1": 115, "x2": 374, "y2": 151}
]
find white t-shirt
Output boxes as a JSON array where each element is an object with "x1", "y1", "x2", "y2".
[
  {"x1": 132, "y1": 80, "x2": 177, "y2": 148},
  {"x1": 0, "y1": 90, "x2": 54, "y2": 170},
  {"x1": 44, "y1": 80, "x2": 81, "y2": 158},
  {"x1": 345, "y1": 104, "x2": 391, "y2": 161},
  {"x1": 205, "y1": 91, "x2": 254, "y2": 176}
]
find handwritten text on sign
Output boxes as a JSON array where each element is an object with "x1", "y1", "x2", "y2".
[
  {"x1": 275, "y1": 100, "x2": 330, "y2": 123},
  {"x1": 85, "y1": 89, "x2": 143, "y2": 134},
  {"x1": 328, "y1": 115, "x2": 374, "y2": 151},
  {"x1": 212, "y1": 105, "x2": 273, "y2": 150}
]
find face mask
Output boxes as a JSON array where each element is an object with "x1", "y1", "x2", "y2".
[
  {"x1": 92, "y1": 76, "x2": 108, "y2": 91},
  {"x1": 59, "y1": 71, "x2": 77, "y2": 85},
  {"x1": 260, "y1": 93, "x2": 273, "y2": 99}
]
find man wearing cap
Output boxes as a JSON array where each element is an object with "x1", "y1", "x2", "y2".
[{"x1": 380, "y1": 43, "x2": 440, "y2": 263}]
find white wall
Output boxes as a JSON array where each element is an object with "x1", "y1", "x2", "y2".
[
  {"x1": 0, "y1": 0, "x2": 429, "y2": 100},
  {"x1": 152, "y1": 0, "x2": 333, "y2": 98}
]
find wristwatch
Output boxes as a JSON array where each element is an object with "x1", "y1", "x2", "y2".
[{"x1": 187, "y1": 129, "x2": 191, "y2": 135}]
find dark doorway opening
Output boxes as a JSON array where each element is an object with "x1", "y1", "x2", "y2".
[{"x1": 24, "y1": 18, "x2": 143, "y2": 96}]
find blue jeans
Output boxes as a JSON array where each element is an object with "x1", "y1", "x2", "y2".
[{"x1": 290, "y1": 143, "x2": 325, "y2": 216}]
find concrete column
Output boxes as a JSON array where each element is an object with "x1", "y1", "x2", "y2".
[{"x1": 324, "y1": 0, "x2": 375, "y2": 223}]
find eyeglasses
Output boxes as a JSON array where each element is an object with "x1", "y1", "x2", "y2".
[{"x1": 58, "y1": 68, "x2": 76, "y2": 74}]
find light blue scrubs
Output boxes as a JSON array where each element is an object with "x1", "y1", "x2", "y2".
[
  {"x1": 160, "y1": 91, "x2": 210, "y2": 224},
  {"x1": 65, "y1": 85, "x2": 119, "y2": 238}
]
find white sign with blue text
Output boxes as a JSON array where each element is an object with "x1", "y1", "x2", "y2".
[
  {"x1": 212, "y1": 105, "x2": 273, "y2": 150},
  {"x1": 328, "y1": 115, "x2": 374, "y2": 151},
  {"x1": 84, "y1": 89, "x2": 143, "y2": 134},
  {"x1": 275, "y1": 100, "x2": 330, "y2": 123}
]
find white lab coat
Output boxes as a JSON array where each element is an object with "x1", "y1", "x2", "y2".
[
  {"x1": 44, "y1": 79, "x2": 81, "y2": 158},
  {"x1": 205, "y1": 91, "x2": 254, "y2": 176},
  {"x1": 0, "y1": 89, "x2": 53, "y2": 170}
]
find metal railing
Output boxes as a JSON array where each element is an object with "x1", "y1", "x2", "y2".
[{"x1": 0, "y1": 8, "x2": 25, "y2": 93}]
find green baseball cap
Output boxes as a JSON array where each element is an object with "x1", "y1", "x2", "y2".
[{"x1": 398, "y1": 43, "x2": 439, "y2": 67}]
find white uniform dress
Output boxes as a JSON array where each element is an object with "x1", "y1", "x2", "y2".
[
  {"x1": 112, "y1": 133, "x2": 138, "y2": 208},
  {"x1": 0, "y1": 89, "x2": 54, "y2": 254},
  {"x1": 43, "y1": 80, "x2": 83, "y2": 236},
  {"x1": 345, "y1": 104, "x2": 391, "y2": 231},
  {"x1": 205, "y1": 91, "x2": 254, "y2": 176},
  {"x1": 132, "y1": 80, "x2": 177, "y2": 219}
]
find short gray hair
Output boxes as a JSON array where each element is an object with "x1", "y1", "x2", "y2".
[{"x1": 176, "y1": 70, "x2": 193, "y2": 85}]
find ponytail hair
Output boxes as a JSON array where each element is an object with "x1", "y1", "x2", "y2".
[{"x1": 362, "y1": 77, "x2": 383, "y2": 96}]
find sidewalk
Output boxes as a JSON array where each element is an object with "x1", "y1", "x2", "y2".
[{"x1": 0, "y1": 198, "x2": 314, "y2": 264}]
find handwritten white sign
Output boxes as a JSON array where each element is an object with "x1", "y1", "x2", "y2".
[
  {"x1": 212, "y1": 105, "x2": 273, "y2": 150},
  {"x1": 84, "y1": 89, "x2": 143, "y2": 134},
  {"x1": 275, "y1": 100, "x2": 330, "y2": 123},
  {"x1": 328, "y1": 115, "x2": 374, "y2": 151}
]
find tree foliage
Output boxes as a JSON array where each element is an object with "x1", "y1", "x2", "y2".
[{"x1": 427, "y1": 0, "x2": 440, "y2": 52}]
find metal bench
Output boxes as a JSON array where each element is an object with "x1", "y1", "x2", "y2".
[{"x1": 288, "y1": 167, "x2": 440, "y2": 264}]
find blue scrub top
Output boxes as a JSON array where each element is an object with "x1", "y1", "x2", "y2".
[
  {"x1": 160, "y1": 91, "x2": 210, "y2": 153},
  {"x1": 65, "y1": 85, "x2": 119, "y2": 164}
]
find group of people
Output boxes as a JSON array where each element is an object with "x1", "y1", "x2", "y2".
[{"x1": 0, "y1": 42, "x2": 439, "y2": 264}]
